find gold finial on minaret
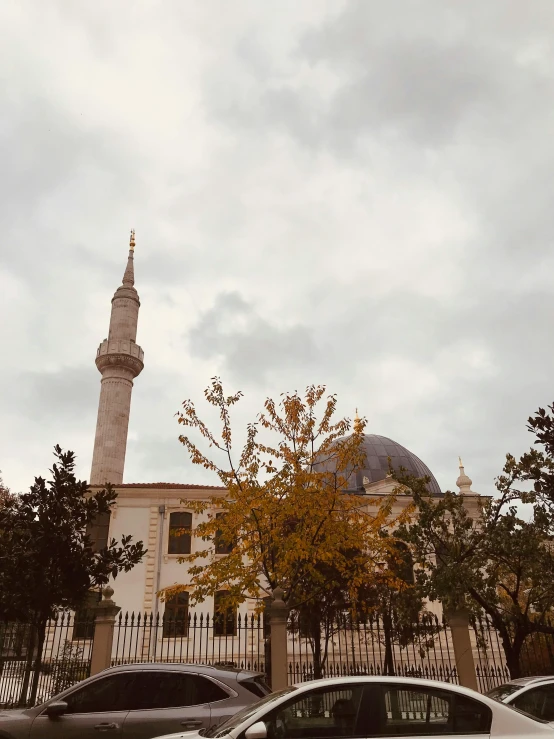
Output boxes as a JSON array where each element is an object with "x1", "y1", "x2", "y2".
[
  {"x1": 129, "y1": 229, "x2": 135, "y2": 251},
  {"x1": 354, "y1": 408, "x2": 363, "y2": 433},
  {"x1": 459, "y1": 456, "x2": 463, "y2": 469}
]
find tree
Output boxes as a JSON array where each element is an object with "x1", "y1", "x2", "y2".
[
  {"x1": 393, "y1": 408, "x2": 554, "y2": 678},
  {"x1": 160, "y1": 380, "x2": 405, "y2": 618},
  {"x1": 0, "y1": 446, "x2": 146, "y2": 705},
  {"x1": 0, "y1": 472, "x2": 14, "y2": 509}
]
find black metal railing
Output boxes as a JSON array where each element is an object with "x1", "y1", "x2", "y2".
[
  {"x1": 0, "y1": 613, "x2": 95, "y2": 708},
  {"x1": 287, "y1": 612, "x2": 459, "y2": 685},
  {"x1": 111, "y1": 611, "x2": 267, "y2": 677}
]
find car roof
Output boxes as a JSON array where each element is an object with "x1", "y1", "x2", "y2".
[
  {"x1": 291, "y1": 675, "x2": 493, "y2": 700},
  {"x1": 502, "y1": 676, "x2": 554, "y2": 687},
  {"x1": 103, "y1": 662, "x2": 263, "y2": 678}
]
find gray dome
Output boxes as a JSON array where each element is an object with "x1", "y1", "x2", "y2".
[{"x1": 349, "y1": 434, "x2": 441, "y2": 496}]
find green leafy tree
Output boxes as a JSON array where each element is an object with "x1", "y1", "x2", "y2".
[
  {"x1": 393, "y1": 407, "x2": 554, "y2": 678},
  {"x1": 0, "y1": 446, "x2": 146, "y2": 705}
]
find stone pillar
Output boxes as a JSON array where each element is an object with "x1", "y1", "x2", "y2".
[
  {"x1": 448, "y1": 609, "x2": 478, "y2": 691},
  {"x1": 90, "y1": 587, "x2": 121, "y2": 676},
  {"x1": 267, "y1": 588, "x2": 288, "y2": 690}
]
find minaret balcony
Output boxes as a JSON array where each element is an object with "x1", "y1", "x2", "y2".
[{"x1": 95, "y1": 339, "x2": 144, "y2": 377}]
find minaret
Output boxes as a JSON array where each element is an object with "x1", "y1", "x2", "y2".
[{"x1": 90, "y1": 231, "x2": 144, "y2": 485}]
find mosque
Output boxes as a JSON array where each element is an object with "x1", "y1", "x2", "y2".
[{"x1": 87, "y1": 234, "x2": 481, "y2": 623}]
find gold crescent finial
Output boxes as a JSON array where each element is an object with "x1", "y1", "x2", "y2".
[
  {"x1": 130, "y1": 229, "x2": 135, "y2": 250},
  {"x1": 459, "y1": 456, "x2": 463, "y2": 468}
]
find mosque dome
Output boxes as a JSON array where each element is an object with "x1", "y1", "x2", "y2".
[{"x1": 347, "y1": 434, "x2": 442, "y2": 496}]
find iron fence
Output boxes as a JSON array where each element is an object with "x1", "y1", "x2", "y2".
[
  {"x1": 287, "y1": 612, "x2": 460, "y2": 685},
  {"x1": 0, "y1": 613, "x2": 95, "y2": 708},
  {"x1": 111, "y1": 611, "x2": 267, "y2": 676},
  {"x1": 472, "y1": 613, "x2": 554, "y2": 692}
]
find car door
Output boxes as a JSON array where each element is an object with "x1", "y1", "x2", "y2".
[
  {"x1": 29, "y1": 671, "x2": 137, "y2": 739},
  {"x1": 370, "y1": 683, "x2": 492, "y2": 739},
  {"x1": 121, "y1": 670, "x2": 213, "y2": 739}
]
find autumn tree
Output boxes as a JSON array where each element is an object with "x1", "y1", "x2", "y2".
[
  {"x1": 161, "y1": 380, "x2": 405, "y2": 622},
  {"x1": 393, "y1": 404, "x2": 554, "y2": 678},
  {"x1": 0, "y1": 446, "x2": 146, "y2": 705}
]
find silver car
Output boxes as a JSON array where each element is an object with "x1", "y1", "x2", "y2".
[
  {"x1": 0, "y1": 662, "x2": 270, "y2": 739},
  {"x1": 487, "y1": 676, "x2": 554, "y2": 724},
  {"x1": 152, "y1": 675, "x2": 554, "y2": 739}
]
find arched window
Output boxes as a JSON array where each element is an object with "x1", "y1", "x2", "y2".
[
  {"x1": 213, "y1": 591, "x2": 237, "y2": 636},
  {"x1": 390, "y1": 541, "x2": 415, "y2": 585},
  {"x1": 214, "y1": 513, "x2": 234, "y2": 555},
  {"x1": 168, "y1": 512, "x2": 192, "y2": 554},
  {"x1": 163, "y1": 592, "x2": 189, "y2": 638}
]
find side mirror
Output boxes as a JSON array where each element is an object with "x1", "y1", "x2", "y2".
[
  {"x1": 46, "y1": 701, "x2": 68, "y2": 717},
  {"x1": 245, "y1": 721, "x2": 267, "y2": 739}
]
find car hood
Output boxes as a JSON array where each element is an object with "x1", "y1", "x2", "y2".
[{"x1": 151, "y1": 732, "x2": 205, "y2": 739}]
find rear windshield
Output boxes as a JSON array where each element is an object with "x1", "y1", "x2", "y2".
[
  {"x1": 238, "y1": 675, "x2": 272, "y2": 698},
  {"x1": 486, "y1": 684, "x2": 522, "y2": 701}
]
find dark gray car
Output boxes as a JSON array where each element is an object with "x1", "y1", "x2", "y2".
[{"x1": 0, "y1": 662, "x2": 270, "y2": 739}]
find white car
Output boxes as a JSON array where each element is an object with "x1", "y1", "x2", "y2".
[
  {"x1": 487, "y1": 677, "x2": 554, "y2": 724},
  {"x1": 151, "y1": 675, "x2": 554, "y2": 739}
]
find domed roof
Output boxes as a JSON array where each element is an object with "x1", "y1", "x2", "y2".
[{"x1": 348, "y1": 434, "x2": 441, "y2": 496}]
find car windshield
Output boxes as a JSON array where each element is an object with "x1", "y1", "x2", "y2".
[
  {"x1": 203, "y1": 687, "x2": 297, "y2": 738},
  {"x1": 486, "y1": 684, "x2": 522, "y2": 701}
]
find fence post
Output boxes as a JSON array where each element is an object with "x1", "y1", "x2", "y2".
[
  {"x1": 267, "y1": 588, "x2": 288, "y2": 690},
  {"x1": 90, "y1": 587, "x2": 121, "y2": 676},
  {"x1": 448, "y1": 608, "x2": 478, "y2": 691}
]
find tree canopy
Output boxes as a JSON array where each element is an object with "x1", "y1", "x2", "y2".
[
  {"x1": 0, "y1": 446, "x2": 146, "y2": 624},
  {"x1": 160, "y1": 379, "x2": 407, "y2": 611},
  {"x1": 394, "y1": 402, "x2": 554, "y2": 678}
]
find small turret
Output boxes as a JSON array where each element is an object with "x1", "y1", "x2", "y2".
[{"x1": 456, "y1": 457, "x2": 474, "y2": 495}]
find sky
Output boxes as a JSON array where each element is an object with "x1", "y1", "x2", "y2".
[{"x1": 1, "y1": 1, "x2": 554, "y2": 497}]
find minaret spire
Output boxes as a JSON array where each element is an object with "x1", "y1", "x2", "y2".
[
  {"x1": 122, "y1": 229, "x2": 135, "y2": 287},
  {"x1": 90, "y1": 233, "x2": 145, "y2": 486}
]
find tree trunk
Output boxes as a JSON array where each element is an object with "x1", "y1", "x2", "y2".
[
  {"x1": 17, "y1": 624, "x2": 37, "y2": 707},
  {"x1": 499, "y1": 626, "x2": 525, "y2": 680},
  {"x1": 28, "y1": 620, "x2": 46, "y2": 706},
  {"x1": 312, "y1": 625, "x2": 323, "y2": 679},
  {"x1": 383, "y1": 613, "x2": 395, "y2": 676}
]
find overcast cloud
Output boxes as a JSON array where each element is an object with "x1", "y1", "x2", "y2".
[{"x1": 2, "y1": 0, "x2": 554, "y2": 497}]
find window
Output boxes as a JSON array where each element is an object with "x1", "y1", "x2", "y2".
[
  {"x1": 390, "y1": 542, "x2": 415, "y2": 585},
  {"x1": 378, "y1": 685, "x2": 491, "y2": 736},
  {"x1": 513, "y1": 685, "x2": 554, "y2": 721},
  {"x1": 263, "y1": 684, "x2": 365, "y2": 739},
  {"x1": 129, "y1": 671, "x2": 227, "y2": 710},
  {"x1": 213, "y1": 591, "x2": 237, "y2": 636},
  {"x1": 87, "y1": 512, "x2": 110, "y2": 553},
  {"x1": 63, "y1": 673, "x2": 137, "y2": 714},
  {"x1": 214, "y1": 513, "x2": 234, "y2": 555},
  {"x1": 163, "y1": 592, "x2": 189, "y2": 638},
  {"x1": 73, "y1": 590, "x2": 101, "y2": 640},
  {"x1": 168, "y1": 511, "x2": 192, "y2": 555}
]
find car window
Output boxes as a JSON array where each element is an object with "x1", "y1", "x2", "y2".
[
  {"x1": 378, "y1": 685, "x2": 492, "y2": 736},
  {"x1": 130, "y1": 671, "x2": 217, "y2": 710},
  {"x1": 486, "y1": 684, "x2": 521, "y2": 701},
  {"x1": 198, "y1": 676, "x2": 230, "y2": 703},
  {"x1": 513, "y1": 685, "x2": 554, "y2": 722},
  {"x1": 207, "y1": 689, "x2": 297, "y2": 738},
  {"x1": 262, "y1": 684, "x2": 366, "y2": 739},
  {"x1": 63, "y1": 673, "x2": 137, "y2": 714}
]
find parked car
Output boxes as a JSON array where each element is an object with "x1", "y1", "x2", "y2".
[
  {"x1": 0, "y1": 662, "x2": 270, "y2": 739},
  {"x1": 487, "y1": 676, "x2": 554, "y2": 723},
  {"x1": 151, "y1": 675, "x2": 554, "y2": 739}
]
